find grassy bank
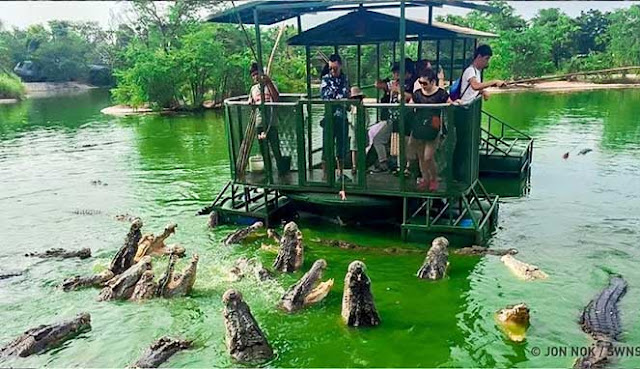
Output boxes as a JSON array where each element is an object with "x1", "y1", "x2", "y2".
[{"x1": 0, "y1": 74, "x2": 26, "y2": 100}]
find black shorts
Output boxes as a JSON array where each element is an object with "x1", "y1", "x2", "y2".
[{"x1": 321, "y1": 115, "x2": 349, "y2": 161}]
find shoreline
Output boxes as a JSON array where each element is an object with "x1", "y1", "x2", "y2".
[
  {"x1": 100, "y1": 105, "x2": 155, "y2": 116},
  {"x1": 0, "y1": 98, "x2": 20, "y2": 105},
  {"x1": 99, "y1": 80, "x2": 640, "y2": 116},
  {"x1": 486, "y1": 80, "x2": 640, "y2": 94}
]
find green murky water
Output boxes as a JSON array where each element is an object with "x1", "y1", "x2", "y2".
[{"x1": 0, "y1": 89, "x2": 639, "y2": 368}]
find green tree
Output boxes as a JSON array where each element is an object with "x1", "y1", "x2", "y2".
[
  {"x1": 532, "y1": 8, "x2": 580, "y2": 69},
  {"x1": 575, "y1": 10, "x2": 610, "y2": 54},
  {"x1": 606, "y1": 5, "x2": 640, "y2": 66},
  {"x1": 176, "y1": 24, "x2": 223, "y2": 108}
]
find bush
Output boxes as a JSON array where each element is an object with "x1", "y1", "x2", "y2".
[{"x1": 0, "y1": 73, "x2": 26, "y2": 100}]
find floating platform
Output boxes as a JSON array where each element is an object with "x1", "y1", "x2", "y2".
[
  {"x1": 198, "y1": 181, "x2": 295, "y2": 227},
  {"x1": 202, "y1": 180, "x2": 499, "y2": 246}
]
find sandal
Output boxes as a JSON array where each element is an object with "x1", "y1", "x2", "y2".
[{"x1": 416, "y1": 178, "x2": 428, "y2": 191}]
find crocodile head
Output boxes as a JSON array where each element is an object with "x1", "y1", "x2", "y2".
[
  {"x1": 222, "y1": 289, "x2": 274, "y2": 364},
  {"x1": 131, "y1": 217, "x2": 144, "y2": 231},
  {"x1": 157, "y1": 254, "x2": 198, "y2": 298},
  {"x1": 283, "y1": 222, "x2": 302, "y2": 239},
  {"x1": 99, "y1": 256, "x2": 152, "y2": 301},
  {"x1": 273, "y1": 221, "x2": 304, "y2": 273},
  {"x1": 416, "y1": 237, "x2": 449, "y2": 280},
  {"x1": 135, "y1": 223, "x2": 181, "y2": 262},
  {"x1": 495, "y1": 303, "x2": 530, "y2": 342},
  {"x1": 280, "y1": 259, "x2": 334, "y2": 312},
  {"x1": 341, "y1": 261, "x2": 381, "y2": 327},
  {"x1": 164, "y1": 223, "x2": 177, "y2": 235},
  {"x1": 130, "y1": 270, "x2": 158, "y2": 301}
]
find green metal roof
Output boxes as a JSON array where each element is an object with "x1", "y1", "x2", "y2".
[
  {"x1": 206, "y1": 0, "x2": 498, "y2": 26},
  {"x1": 287, "y1": 9, "x2": 496, "y2": 46}
]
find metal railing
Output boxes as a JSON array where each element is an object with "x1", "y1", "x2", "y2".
[{"x1": 223, "y1": 95, "x2": 484, "y2": 198}]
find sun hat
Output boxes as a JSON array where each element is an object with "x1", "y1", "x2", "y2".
[{"x1": 350, "y1": 86, "x2": 365, "y2": 98}]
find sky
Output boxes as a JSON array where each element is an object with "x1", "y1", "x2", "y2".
[{"x1": 0, "y1": 1, "x2": 638, "y2": 30}]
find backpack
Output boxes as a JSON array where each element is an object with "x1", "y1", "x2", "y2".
[{"x1": 449, "y1": 66, "x2": 473, "y2": 101}]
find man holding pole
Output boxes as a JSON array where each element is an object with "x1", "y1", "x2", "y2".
[
  {"x1": 320, "y1": 54, "x2": 350, "y2": 181},
  {"x1": 459, "y1": 45, "x2": 506, "y2": 104},
  {"x1": 248, "y1": 62, "x2": 286, "y2": 174}
]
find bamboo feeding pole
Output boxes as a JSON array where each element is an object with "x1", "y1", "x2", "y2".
[
  {"x1": 506, "y1": 66, "x2": 640, "y2": 86},
  {"x1": 266, "y1": 24, "x2": 286, "y2": 75}
]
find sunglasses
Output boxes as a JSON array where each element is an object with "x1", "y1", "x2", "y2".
[{"x1": 419, "y1": 80, "x2": 431, "y2": 85}]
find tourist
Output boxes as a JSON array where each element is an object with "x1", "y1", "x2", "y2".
[
  {"x1": 412, "y1": 59, "x2": 431, "y2": 93},
  {"x1": 346, "y1": 86, "x2": 369, "y2": 175},
  {"x1": 371, "y1": 61, "x2": 414, "y2": 174},
  {"x1": 247, "y1": 62, "x2": 286, "y2": 174},
  {"x1": 412, "y1": 60, "x2": 446, "y2": 92},
  {"x1": 459, "y1": 44, "x2": 506, "y2": 104},
  {"x1": 320, "y1": 54, "x2": 350, "y2": 181},
  {"x1": 411, "y1": 69, "x2": 453, "y2": 191}
]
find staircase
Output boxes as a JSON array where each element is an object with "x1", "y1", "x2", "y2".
[{"x1": 479, "y1": 111, "x2": 533, "y2": 177}]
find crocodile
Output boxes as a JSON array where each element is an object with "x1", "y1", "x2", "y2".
[
  {"x1": 0, "y1": 312, "x2": 91, "y2": 357},
  {"x1": 61, "y1": 270, "x2": 115, "y2": 292},
  {"x1": 574, "y1": 276, "x2": 627, "y2": 369},
  {"x1": 309, "y1": 238, "x2": 423, "y2": 254},
  {"x1": 341, "y1": 261, "x2": 380, "y2": 327},
  {"x1": 222, "y1": 289, "x2": 274, "y2": 364},
  {"x1": 0, "y1": 271, "x2": 23, "y2": 280},
  {"x1": 115, "y1": 214, "x2": 138, "y2": 222},
  {"x1": 155, "y1": 253, "x2": 198, "y2": 298},
  {"x1": 228, "y1": 257, "x2": 273, "y2": 282},
  {"x1": 25, "y1": 247, "x2": 91, "y2": 260},
  {"x1": 130, "y1": 270, "x2": 158, "y2": 301},
  {"x1": 417, "y1": 237, "x2": 449, "y2": 280},
  {"x1": 280, "y1": 259, "x2": 334, "y2": 313},
  {"x1": 454, "y1": 245, "x2": 518, "y2": 257},
  {"x1": 223, "y1": 221, "x2": 263, "y2": 246},
  {"x1": 110, "y1": 218, "x2": 144, "y2": 275},
  {"x1": 500, "y1": 254, "x2": 548, "y2": 281},
  {"x1": 134, "y1": 223, "x2": 184, "y2": 263},
  {"x1": 495, "y1": 303, "x2": 530, "y2": 342},
  {"x1": 132, "y1": 337, "x2": 192, "y2": 368},
  {"x1": 272, "y1": 222, "x2": 304, "y2": 273},
  {"x1": 72, "y1": 209, "x2": 103, "y2": 216},
  {"x1": 207, "y1": 211, "x2": 219, "y2": 228},
  {"x1": 98, "y1": 256, "x2": 152, "y2": 301}
]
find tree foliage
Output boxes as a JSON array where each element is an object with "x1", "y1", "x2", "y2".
[
  {"x1": 439, "y1": 1, "x2": 640, "y2": 79},
  {"x1": 0, "y1": 20, "x2": 115, "y2": 82}
]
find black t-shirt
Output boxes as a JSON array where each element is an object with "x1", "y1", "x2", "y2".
[
  {"x1": 411, "y1": 88, "x2": 449, "y2": 140},
  {"x1": 413, "y1": 88, "x2": 449, "y2": 104}
]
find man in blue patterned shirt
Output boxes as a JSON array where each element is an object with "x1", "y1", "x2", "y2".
[{"x1": 320, "y1": 54, "x2": 350, "y2": 181}]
